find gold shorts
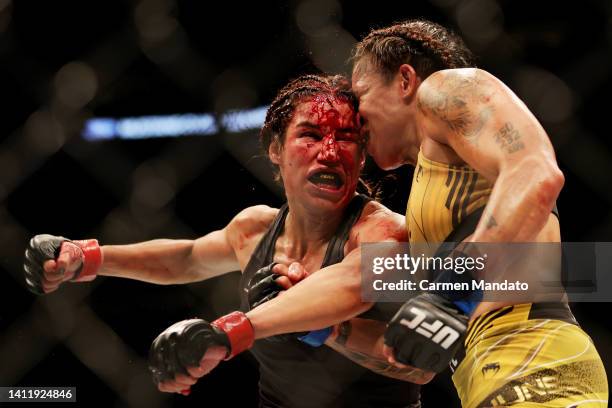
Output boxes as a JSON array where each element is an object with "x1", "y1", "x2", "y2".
[{"x1": 451, "y1": 304, "x2": 608, "y2": 407}]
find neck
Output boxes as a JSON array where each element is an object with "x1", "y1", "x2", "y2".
[
  {"x1": 281, "y1": 197, "x2": 348, "y2": 260},
  {"x1": 399, "y1": 106, "x2": 426, "y2": 166}
]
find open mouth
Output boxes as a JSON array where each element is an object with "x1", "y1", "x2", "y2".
[{"x1": 307, "y1": 171, "x2": 344, "y2": 190}]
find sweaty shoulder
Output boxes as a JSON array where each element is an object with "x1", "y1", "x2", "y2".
[
  {"x1": 417, "y1": 68, "x2": 502, "y2": 143},
  {"x1": 226, "y1": 205, "x2": 279, "y2": 251},
  {"x1": 349, "y1": 200, "x2": 407, "y2": 246},
  {"x1": 419, "y1": 68, "x2": 498, "y2": 95}
]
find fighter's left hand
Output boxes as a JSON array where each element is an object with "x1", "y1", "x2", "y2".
[
  {"x1": 273, "y1": 262, "x2": 309, "y2": 289},
  {"x1": 246, "y1": 262, "x2": 309, "y2": 310}
]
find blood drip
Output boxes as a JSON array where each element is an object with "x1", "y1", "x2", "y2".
[{"x1": 308, "y1": 94, "x2": 358, "y2": 161}]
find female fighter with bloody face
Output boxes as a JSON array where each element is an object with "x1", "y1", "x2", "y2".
[{"x1": 23, "y1": 74, "x2": 424, "y2": 407}]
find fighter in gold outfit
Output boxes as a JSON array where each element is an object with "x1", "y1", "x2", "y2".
[
  {"x1": 406, "y1": 150, "x2": 606, "y2": 407},
  {"x1": 350, "y1": 19, "x2": 608, "y2": 407}
]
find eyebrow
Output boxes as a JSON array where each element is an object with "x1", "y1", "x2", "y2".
[
  {"x1": 295, "y1": 121, "x2": 358, "y2": 132},
  {"x1": 295, "y1": 121, "x2": 319, "y2": 129}
]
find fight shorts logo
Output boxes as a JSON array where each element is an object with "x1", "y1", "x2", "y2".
[
  {"x1": 400, "y1": 307, "x2": 461, "y2": 350},
  {"x1": 482, "y1": 362, "x2": 501, "y2": 377}
]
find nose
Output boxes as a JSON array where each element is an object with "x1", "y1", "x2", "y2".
[{"x1": 317, "y1": 134, "x2": 340, "y2": 163}]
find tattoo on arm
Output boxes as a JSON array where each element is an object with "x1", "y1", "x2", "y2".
[
  {"x1": 329, "y1": 343, "x2": 431, "y2": 382},
  {"x1": 494, "y1": 122, "x2": 525, "y2": 153},
  {"x1": 417, "y1": 91, "x2": 471, "y2": 135},
  {"x1": 335, "y1": 321, "x2": 351, "y2": 346},
  {"x1": 466, "y1": 107, "x2": 494, "y2": 145},
  {"x1": 417, "y1": 72, "x2": 494, "y2": 145},
  {"x1": 486, "y1": 215, "x2": 498, "y2": 230},
  {"x1": 328, "y1": 324, "x2": 431, "y2": 383}
]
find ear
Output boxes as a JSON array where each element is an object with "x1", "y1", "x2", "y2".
[
  {"x1": 268, "y1": 138, "x2": 281, "y2": 165},
  {"x1": 398, "y1": 64, "x2": 418, "y2": 100}
]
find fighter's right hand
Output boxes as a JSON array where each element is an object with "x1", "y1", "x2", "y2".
[
  {"x1": 23, "y1": 234, "x2": 102, "y2": 295},
  {"x1": 384, "y1": 294, "x2": 468, "y2": 373},
  {"x1": 149, "y1": 312, "x2": 254, "y2": 395}
]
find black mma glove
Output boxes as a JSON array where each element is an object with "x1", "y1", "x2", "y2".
[
  {"x1": 246, "y1": 262, "x2": 284, "y2": 310},
  {"x1": 149, "y1": 312, "x2": 253, "y2": 386},
  {"x1": 24, "y1": 234, "x2": 102, "y2": 295},
  {"x1": 384, "y1": 293, "x2": 468, "y2": 373}
]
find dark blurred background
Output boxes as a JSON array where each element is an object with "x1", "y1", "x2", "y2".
[{"x1": 0, "y1": 0, "x2": 610, "y2": 407}]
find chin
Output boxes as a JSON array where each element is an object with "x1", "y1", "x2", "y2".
[
  {"x1": 371, "y1": 153, "x2": 402, "y2": 171},
  {"x1": 368, "y1": 146, "x2": 390, "y2": 170},
  {"x1": 368, "y1": 137, "x2": 404, "y2": 170},
  {"x1": 304, "y1": 183, "x2": 352, "y2": 211}
]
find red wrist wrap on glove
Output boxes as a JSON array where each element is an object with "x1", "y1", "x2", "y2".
[
  {"x1": 212, "y1": 311, "x2": 254, "y2": 360},
  {"x1": 73, "y1": 239, "x2": 102, "y2": 282}
]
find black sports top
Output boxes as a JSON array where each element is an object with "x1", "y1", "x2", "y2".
[{"x1": 239, "y1": 195, "x2": 421, "y2": 408}]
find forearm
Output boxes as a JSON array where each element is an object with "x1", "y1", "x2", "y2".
[
  {"x1": 99, "y1": 239, "x2": 201, "y2": 284},
  {"x1": 325, "y1": 319, "x2": 434, "y2": 383},
  {"x1": 246, "y1": 261, "x2": 371, "y2": 338},
  {"x1": 471, "y1": 164, "x2": 563, "y2": 243}
]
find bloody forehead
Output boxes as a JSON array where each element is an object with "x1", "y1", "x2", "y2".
[{"x1": 305, "y1": 94, "x2": 358, "y2": 131}]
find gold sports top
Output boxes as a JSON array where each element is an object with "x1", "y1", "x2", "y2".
[{"x1": 407, "y1": 150, "x2": 492, "y2": 248}]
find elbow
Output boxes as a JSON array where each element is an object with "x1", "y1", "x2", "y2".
[
  {"x1": 507, "y1": 157, "x2": 564, "y2": 214},
  {"x1": 537, "y1": 167, "x2": 564, "y2": 210},
  {"x1": 550, "y1": 168, "x2": 565, "y2": 195}
]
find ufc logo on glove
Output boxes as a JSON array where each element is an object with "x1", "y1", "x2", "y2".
[{"x1": 399, "y1": 307, "x2": 461, "y2": 350}]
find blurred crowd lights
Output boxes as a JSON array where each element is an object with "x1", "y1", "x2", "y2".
[{"x1": 82, "y1": 105, "x2": 268, "y2": 141}]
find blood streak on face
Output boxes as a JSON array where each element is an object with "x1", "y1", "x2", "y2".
[
  {"x1": 278, "y1": 93, "x2": 363, "y2": 209},
  {"x1": 308, "y1": 93, "x2": 360, "y2": 163},
  {"x1": 321, "y1": 133, "x2": 338, "y2": 162}
]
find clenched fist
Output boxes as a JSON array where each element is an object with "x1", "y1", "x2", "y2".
[{"x1": 23, "y1": 234, "x2": 102, "y2": 294}]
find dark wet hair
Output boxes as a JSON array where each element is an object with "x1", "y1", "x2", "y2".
[{"x1": 352, "y1": 19, "x2": 475, "y2": 81}]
